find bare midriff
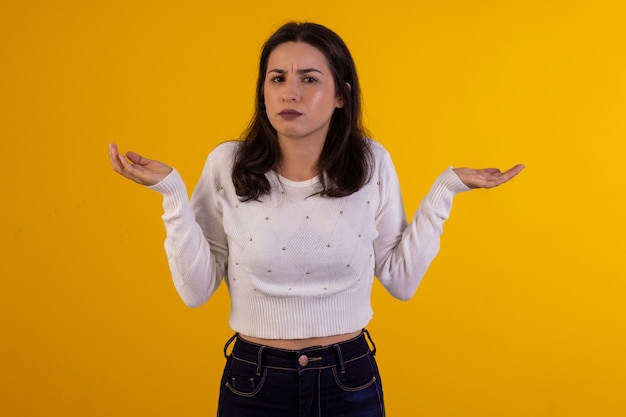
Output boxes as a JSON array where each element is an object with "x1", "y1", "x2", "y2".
[{"x1": 239, "y1": 330, "x2": 362, "y2": 350}]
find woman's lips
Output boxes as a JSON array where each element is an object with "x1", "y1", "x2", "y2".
[{"x1": 278, "y1": 110, "x2": 303, "y2": 119}]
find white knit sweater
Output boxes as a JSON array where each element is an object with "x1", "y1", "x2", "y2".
[{"x1": 149, "y1": 140, "x2": 469, "y2": 339}]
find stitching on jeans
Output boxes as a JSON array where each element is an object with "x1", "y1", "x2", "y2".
[
  {"x1": 333, "y1": 344, "x2": 346, "y2": 374},
  {"x1": 317, "y1": 370, "x2": 322, "y2": 417},
  {"x1": 331, "y1": 366, "x2": 377, "y2": 392},
  {"x1": 264, "y1": 365, "x2": 297, "y2": 371},
  {"x1": 344, "y1": 351, "x2": 370, "y2": 364},
  {"x1": 231, "y1": 354, "x2": 257, "y2": 366},
  {"x1": 255, "y1": 346, "x2": 265, "y2": 376},
  {"x1": 224, "y1": 369, "x2": 268, "y2": 398},
  {"x1": 368, "y1": 354, "x2": 385, "y2": 416}
]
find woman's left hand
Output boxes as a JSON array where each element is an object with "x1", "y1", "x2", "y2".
[{"x1": 453, "y1": 164, "x2": 525, "y2": 189}]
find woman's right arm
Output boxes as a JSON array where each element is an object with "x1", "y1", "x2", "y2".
[{"x1": 109, "y1": 144, "x2": 225, "y2": 307}]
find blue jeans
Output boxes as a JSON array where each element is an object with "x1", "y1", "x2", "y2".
[{"x1": 217, "y1": 330, "x2": 385, "y2": 417}]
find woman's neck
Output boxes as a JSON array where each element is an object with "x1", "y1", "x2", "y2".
[{"x1": 276, "y1": 136, "x2": 324, "y2": 181}]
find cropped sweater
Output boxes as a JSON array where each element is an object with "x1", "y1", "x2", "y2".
[{"x1": 149, "y1": 139, "x2": 470, "y2": 339}]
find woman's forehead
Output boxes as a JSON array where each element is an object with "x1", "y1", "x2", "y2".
[{"x1": 266, "y1": 42, "x2": 330, "y2": 72}]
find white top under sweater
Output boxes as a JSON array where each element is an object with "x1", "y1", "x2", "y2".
[{"x1": 149, "y1": 139, "x2": 470, "y2": 339}]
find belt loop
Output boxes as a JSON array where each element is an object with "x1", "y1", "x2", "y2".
[
  {"x1": 363, "y1": 328, "x2": 377, "y2": 356},
  {"x1": 255, "y1": 346, "x2": 265, "y2": 376},
  {"x1": 223, "y1": 333, "x2": 238, "y2": 359},
  {"x1": 333, "y1": 344, "x2": 346, "y2": 374}
]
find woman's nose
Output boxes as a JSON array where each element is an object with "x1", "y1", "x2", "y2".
[{"x1": 281, "y1": 79, "x2": 300, "y2": 102}]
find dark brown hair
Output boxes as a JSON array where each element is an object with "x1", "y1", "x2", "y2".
[{"x1": 232, "y1": 22, "x2": 372, "y2": 201}]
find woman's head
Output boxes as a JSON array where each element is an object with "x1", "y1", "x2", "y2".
[
  {"x1": 234, "y1": 22, "x2": 371, "y2": 201},
  {"x1": 255, "y1": 22, "x2": 361, "y2": 139}
]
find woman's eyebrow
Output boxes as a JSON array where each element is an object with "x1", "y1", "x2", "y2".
[{"x1": 267, "y1": 68, "x2": 324, "y2": 75}]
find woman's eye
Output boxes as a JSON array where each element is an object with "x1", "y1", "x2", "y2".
[
  {"x1": 270, "y1": 76, "x2": 285, "y2": 83},
  {"x1": 303, "y1": 76, "x2": 317, "y2": 83}
]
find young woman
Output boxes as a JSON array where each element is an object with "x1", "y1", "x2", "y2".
[{"x1": 109, "y1": 22, "x2": 523, "y2": 417}]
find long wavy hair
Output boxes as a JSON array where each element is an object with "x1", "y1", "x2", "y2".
[{"x1": 232, "y1": 22, "x2": 373, "y2": 201}]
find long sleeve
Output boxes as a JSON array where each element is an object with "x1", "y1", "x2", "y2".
[
  {"x1": 144, "y1": 139, "x2": 469, "y2": 336},
  {"x1": 149, "y1": 167, "x2": 226, "y2": 307},
  {"x1": 373, "y1": 152, "x2": 470, "y2": 300}
]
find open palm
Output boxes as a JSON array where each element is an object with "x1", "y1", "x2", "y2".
[
  {"x1": 453, "y1": 164, "x2": 525, "y2": 189},
  {"x1": 108, "y1": 143, "x2": 173, "y2": 186}
]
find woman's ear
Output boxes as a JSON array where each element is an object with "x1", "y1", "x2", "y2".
[{"x1": 336, "y1": 82, "x2": 351, "y2": 108}]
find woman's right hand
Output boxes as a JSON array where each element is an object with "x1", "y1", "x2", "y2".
[{"x1": 108, "y1": 143, "x2": 173, "y2": 186}]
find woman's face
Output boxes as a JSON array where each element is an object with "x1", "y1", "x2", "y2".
[{"x1": 263, "y1": 41, "x2": 344, "y2": 146}]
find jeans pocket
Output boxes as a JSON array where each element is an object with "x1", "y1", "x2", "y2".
[
  {"x1": 332, "y1": 353, "x2": 378, "y2": 392},
  {"x1": 224, "y1": 357, "x2": 267, "y2": 397}
]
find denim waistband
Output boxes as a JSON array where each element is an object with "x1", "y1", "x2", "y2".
[{"x1": 223, "y1": 330, "x2": 376, "y2": 375}]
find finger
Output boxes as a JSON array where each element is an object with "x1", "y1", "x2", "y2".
[
  {"x1": 489, "y1": 164, "x2": 525, "y2": 186},
  {"x1": 509, "y1": 164, "x2": 526, "y2": 175},
  {"x1": 115, "y1": 150, "x2": 143, "y2": 179},
  {"x1": 481, "y1": 168, "x2": 501, "y2": 175},
  {"x1": 117, "y1": 151, "x2": 138, "y2": 173},
  {"x1": 126, "y1": 151, "x2": 151, "y2": 166},
  {"x1": 499, "y1": 164, "x2": 525, "y2": 180},
  {"x1": 110, "y1": 144, "x2": 141, "y2": 178},
  {"x1": 109, "y1": 143, "x2": 125, "y2": 173},
  {"x1": 108, "y1": 143, "x2": 117, "y2": 163}
]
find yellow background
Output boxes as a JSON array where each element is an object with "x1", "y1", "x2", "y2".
[{"x1": 1, "y1": 0, "x2": 625, "y2": 416}]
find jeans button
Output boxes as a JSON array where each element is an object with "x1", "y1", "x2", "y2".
[{"x1": 298, "y1": 355, "x2": 309, "y2": 367}]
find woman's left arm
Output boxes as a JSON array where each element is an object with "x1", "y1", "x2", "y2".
[{"x1": 374, "y1": 157, "x2": 524, "y2": 300}]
